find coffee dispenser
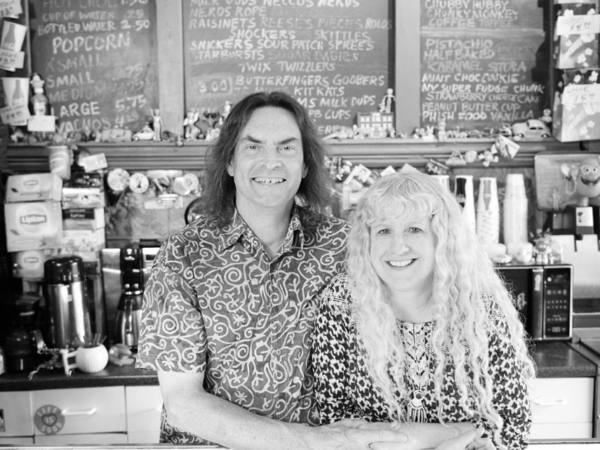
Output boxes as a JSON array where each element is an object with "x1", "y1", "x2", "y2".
[
  {"x1": 44, "y1": 255, "x2": 92, "y2": 348},
  {"x1": 114, "y1": 246, "x2": 144, "y2": 352}
]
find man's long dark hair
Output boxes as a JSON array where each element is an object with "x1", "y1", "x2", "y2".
[{"x1": 202, "y1": 91, "x2": 333, "y2": 227}]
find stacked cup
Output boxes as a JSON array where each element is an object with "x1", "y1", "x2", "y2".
[{"x1": 503, "y1": 174, "x2": 532, "y2": 263}]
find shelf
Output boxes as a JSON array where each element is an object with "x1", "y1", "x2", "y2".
[{"x1": 4, "y1": 138, "x2": 589, "y2": 173}]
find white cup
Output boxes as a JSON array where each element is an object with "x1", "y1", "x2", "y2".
[{"x1": 61, "y1": 345, "x2": 109, "y2": 375}]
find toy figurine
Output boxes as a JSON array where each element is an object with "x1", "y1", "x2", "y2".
[
  {"x1": 220, "y1": 101, "x2": 233, "y2": 119},
  {"x1": 183, "y1": 110, "x2": 201, "y2": 140},
  {"x1": 378, "y1": 88, "x2": 395, "y2": 114},
  {"x1": 478, "y1": 147, "x2": 499, "y2": 167},
  {"x1": 202, "y1": 110, "x2": 221, "y2": 141},
  {"x1": 539, "y1": 108, "x2": 553, "y2": 127},
  {"x1": 560, "y1": 156, "x2": 600, "y2": 206},
  {"x1": 533, "y1": 230, "x2": 555, "y2": 265},
  {"x1": 151, "y1": 109, "x2": 163, "y2": 141}
]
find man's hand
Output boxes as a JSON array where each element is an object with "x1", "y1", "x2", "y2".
[{"x1": 310, "y1": 419, "x2": 409, "y2": 450}]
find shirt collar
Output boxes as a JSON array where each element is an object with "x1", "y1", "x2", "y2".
[{"x1": 218, "y1": 205, "x2": 305, "y2": 253}]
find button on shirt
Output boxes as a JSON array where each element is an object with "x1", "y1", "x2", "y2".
[{"x1": 136, "y1": 207, "x2": 349, "y2": 443}]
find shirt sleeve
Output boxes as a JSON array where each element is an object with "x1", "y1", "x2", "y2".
[
  {"x1": 312, "y1": 275, "x2": 360, "y2": 424},
  {"x1": 486, "y1": 301, "x2": 532, "y2": 450},
  {"x1": 136, "y1": 238, "x2": 207, "y2": 373}
]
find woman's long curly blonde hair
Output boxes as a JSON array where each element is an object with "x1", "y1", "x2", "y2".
[{"x1": 347, "y1": 171, "x2": 536, "y2": 440}]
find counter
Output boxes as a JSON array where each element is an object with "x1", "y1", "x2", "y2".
[
  {"x1": 0, "y1": 341, "x2": 595, "y2": 391},
  {"x1": 0, "y1": 364, "x2": 158, "y2": 392}
]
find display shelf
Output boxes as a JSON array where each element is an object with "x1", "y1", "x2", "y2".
[{"x1": 4, "y1": 138, "x2": 587, "y2": 173}]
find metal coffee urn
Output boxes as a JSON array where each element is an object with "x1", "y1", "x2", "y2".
[
  {"x1": 44, "y1": 255, "x2": 92, "y2": 348},
  {"x1": 114, "y1": 246, "x2": 144, "y2": 352}
]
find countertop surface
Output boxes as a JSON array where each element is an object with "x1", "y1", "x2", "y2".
[
  {"x1": 0, "y1": 341, "x2": 596, "y2": 391},
  {"x1": 0, "y1": 361, "x2": 158, "y2": 391}
]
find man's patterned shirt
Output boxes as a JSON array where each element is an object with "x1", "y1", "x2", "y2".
[{"x1": 136, "y1": 208, "x2": 349, "y2": 444}]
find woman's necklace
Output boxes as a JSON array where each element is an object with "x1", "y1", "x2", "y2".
[{"x1": 402, "y1": 322, "x2": 430, "y2": 422}]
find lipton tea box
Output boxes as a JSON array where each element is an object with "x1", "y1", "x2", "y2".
[
  {"x1": 12, "y1": 249, "x2": 59, "y2": 279},
  {"x1": 5, "y1": 201, "x2": 63, "y2": 252},
  {"x1": 5, "y1": 173, "x2": 63, "y2": 203}
]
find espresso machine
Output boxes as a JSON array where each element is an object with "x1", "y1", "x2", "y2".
[{"x1": 114, "y1": 246, "x2": 145, "y2": 352}]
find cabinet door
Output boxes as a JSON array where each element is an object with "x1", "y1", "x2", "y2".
[
  {"x1": 31, "y1": 387, "x2": 126, "y2": 436},
  {"x1": 529, "y1": 377, "x2": 594, "y2": 439},
  {"x1": 125, "y1": 385, "x2": 162, "y2": 443},
  {"x1": 0, "y1": 391, "x2": 33, "y2": 437}
]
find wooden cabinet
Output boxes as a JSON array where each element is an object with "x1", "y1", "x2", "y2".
[{"x1": 529, "y1": 377, "x2": 595, "y2": 439}]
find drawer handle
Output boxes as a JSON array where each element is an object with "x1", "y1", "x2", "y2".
[
  {"x1": 61, "y1": 407, "x2": 98, "y2": 417},
  {"x1": 531, "y1": 398, "x2": 567, "y2": 406}
]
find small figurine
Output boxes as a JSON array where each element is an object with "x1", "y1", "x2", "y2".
[
  {"x1": 533, "y1": 230, "x2": 555, "y2": 265},
  {"x1": 378, "y1": 88, "x2": 395, "y2": 114},
  {"x1": 220, "y1": 101, "x2": 233, "y2": 119},
  {"x1": 202, "y1": 110, "x2": 221, "y2": 141},
  {"x1": 421, "y1": 125, "x2": 435, "y2": 141},
  {"x1": 183, "y1": 110, "x2": 201, "y2": 140},
  {"x1": 539, "y1": 108, "x2": 553, "y2": 128},
  {"x1": 151, "y1": 109, "x2": 163, "y2": 141},
  {"x1": 478, "y1": 148, "x2": 499, "y2": 167}
]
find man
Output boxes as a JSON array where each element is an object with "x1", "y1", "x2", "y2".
[{"x1": 137, "y1": 92, "x2": 482, "y2": 450}]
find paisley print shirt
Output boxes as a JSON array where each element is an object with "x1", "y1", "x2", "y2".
[
  {"x1": 136, "y1": 208, "x2": 349, "y2": 444},
  {"x1": 312, "y1": 274, "x2": 531, "y2": 450}
]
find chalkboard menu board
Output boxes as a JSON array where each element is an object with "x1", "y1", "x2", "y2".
[
  {"x1": 418, "y1": 0, "x2": 548, "y2": 131},
  {"x1": 182, "y1": 0, "x2": 393, "y2": 136},
  {"x1": 28, "y1": 0, "x2": 159, "y2": 135}
]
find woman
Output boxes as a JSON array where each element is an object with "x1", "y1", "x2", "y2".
[{"x1": 312, "y1": 171, "x2": 535, "y2": 450}]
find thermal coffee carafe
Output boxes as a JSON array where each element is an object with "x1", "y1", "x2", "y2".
[
  {"x1": 44, "y1": 255, "x2": 92, "y2": 348},
  {"x1": 114, "y1": 246, "x2": 144, "y2": 352}
]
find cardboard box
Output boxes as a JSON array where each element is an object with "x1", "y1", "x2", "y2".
[
  {"x1": 61, "y1": 228, "x2": 106, "y2": 252},
  {"x1": 5, "y1": 201, "x2": 63, "y2": 252},
  {"x1": 63, "y1": 208, "x2": 106, "y2": 230},
  {"x1": 11, "y1": 248, "x2": 58, "y2": 279},
  {"x1": 61, "y1": 187, "x2": 106, "y2": 209},
  {"x1": 5, "y1": 173, "x2": 63, "y2": 203}
]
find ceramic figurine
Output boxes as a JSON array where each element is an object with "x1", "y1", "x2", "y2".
[{"x1": 151, "y1": 109, "x2": 163, "y2": 141}]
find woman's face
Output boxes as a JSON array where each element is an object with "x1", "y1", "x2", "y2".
[{"x1": 370, "y1": 213, "x2": 436, "y2": 298}]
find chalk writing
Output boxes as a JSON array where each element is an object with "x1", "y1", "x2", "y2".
[
  {"x1": 30, "y1": 0, "x2": 158, "y2": 134},
  {"x1": 420, "y1": 0, "x2": 546, "y2": 129},
  {"x1": 183, "y1": 0, "x2": 391, "y2": 135}
]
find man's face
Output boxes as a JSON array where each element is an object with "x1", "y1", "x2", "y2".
[{"x1": 227, "y1": 106, "x2": 307, "y2": 216}]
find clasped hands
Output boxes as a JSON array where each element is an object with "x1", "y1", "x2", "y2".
[{"x1": 327, "y1": 418, "x2": 494, "y2": 450}]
